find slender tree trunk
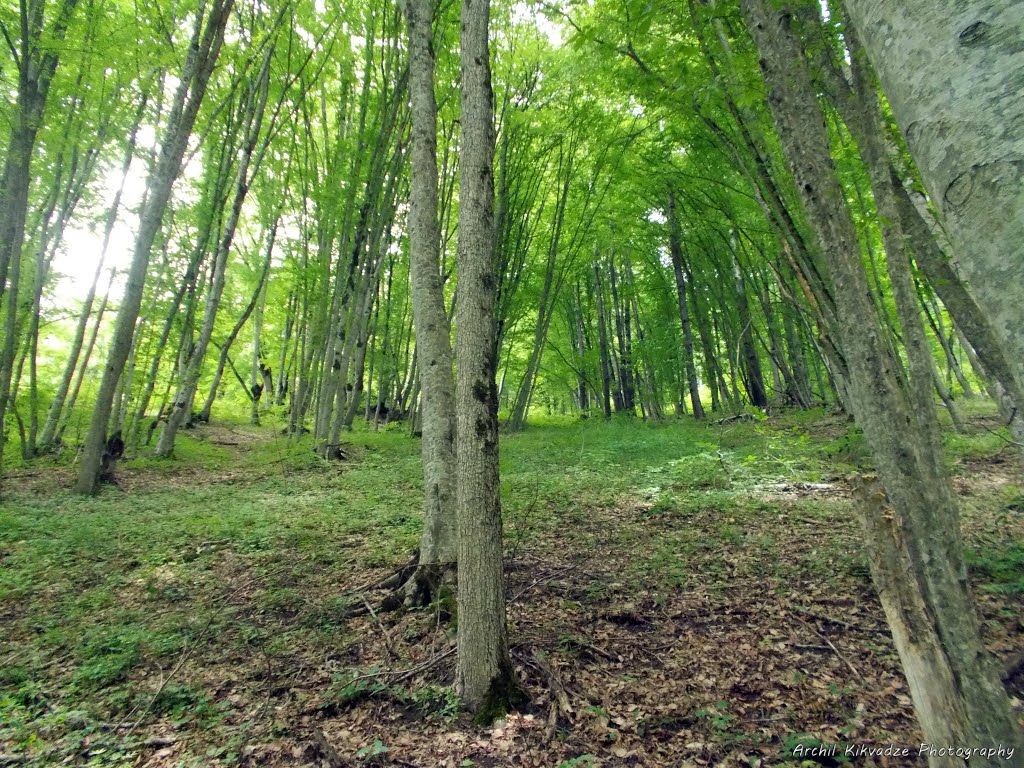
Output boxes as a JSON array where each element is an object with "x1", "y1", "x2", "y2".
[
  {"x1": 454, "y1": 0, "x2": 517, "y2": 716},
  {"x1": 275, "y1": 292, "x2": 296, "y2": 405},
  {"x1": 667, "y1": 191, "x2": 705, "y2": 418},
  {"x1": 782, "y1": 298, "x2": 812, "y2": 407},
  {"x1": 199, "y1": 223, "x2": 276, "y2": 423},
  {"x1": 156, "y1": 40, "x2": 272, "y2": 456},
  {"x1": 0, "y1": 0, "x2": 80, "y2": 481},
  {"x1": 573, "y1": 284, "x2": 589, "y2": 414},
  {"x1": 250, "y1": 270, "x2": 268, "y2": 426},
  {"x1": 76, "y1": 0, "x2": 234, "y2": 493},
  {"x1": 593, "y1": 261, "x2": 614, "y2": 418},
  {"x1": 608, "y1": 254, "x2": 635, "y2": 413},
  {"x1": 58, "y1": 269, "x2": 115, "y2": 444},
  {"x1": 732, "y1": 250, "x2": 768, "y2": 408},
  {"x1": 741, "y1": 1, "x2": 1021, "y2": 758}
]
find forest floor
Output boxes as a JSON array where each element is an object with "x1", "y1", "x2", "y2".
[{"x1": 2, "y1": 405, "x2": 1024, "y2": 767}]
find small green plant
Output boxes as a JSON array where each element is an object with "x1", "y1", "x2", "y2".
[
  {"x1": 696, "y1": 700, "x2": 735, "y2": 733},
  {"x1": 356, "y1": 738, "x2": 388, "y2": 760},
  {"x1": 966, "y1": 544, "x2": 1024, "y2": 594},
  {"x1": 323, "y1": 669, "x2": 407, "y2": 709},
  {"x1": 556, "y1": 755, "x2": 597, "y2": 768},
  {"x1": 718, "y1": 523, "x2": 742, "y2": 544},
  {"x1": 666, "y1": 453, "x2": 731, "y2": 491},
  {"x1": 782, "y1": 733, "x2": 826, "y2": 757},
  {"x1": 411, "y1": 684, "x2": 460, "y2": 721}
]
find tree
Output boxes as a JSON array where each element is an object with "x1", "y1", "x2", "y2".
[
  {"x1": 75, "y1": 0, "x2": 235, "y2": 494},
  {"x1": 0, "y1": 0, "x2": 80, "y2": 479},
  {"x1": 454, "y1": 0, "x2": 518, "y2": 716},
  {"x1": 666, "y1": 190, "x2": 704, "y2": 418},
  {"x1": 739, "y1": 0, "x2": 1021, "y2": 758},
  {"x1": 402, "y1": 0, "x2": 458, "y2": 602},
  {"x1": 841, "y1": 0, "x2": 1024, "y2": 424}
]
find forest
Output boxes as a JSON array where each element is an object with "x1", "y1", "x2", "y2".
[{"x1": 1, "y1": 0, "x2": 1023, "y2": 765}]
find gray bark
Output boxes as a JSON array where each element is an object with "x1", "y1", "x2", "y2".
[
  {"x1": 742, "y1": 0, "x2": 1021, "y2": 758},
  {"x1": 666, "y1": 191, "x2": 704, "y2": 418},
  {"x1": 37, "y1": 100, "x2": 143, "y2": 452},
  {"x1": 199, "y1": 224, "x2": 276, "y2": 424},
  {"x1": 0, "y1": 0, "x2": 80, "y2": 479},
  {"x1": 842, "y1": 0, "x2": 1024, "y2": 422},
  {"x1": 454, "y1": 0, "x2": 516, "y2": 716},
  {"x1": 156, "y1": 40, "x2": 271, "y2": 457}
]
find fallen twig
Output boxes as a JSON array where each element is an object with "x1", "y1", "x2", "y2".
[
  {"x1": 508, "y1": 565, "x2": 576, "y2": 605},
  {"x1": 795, "y1": 617, "x2": 864, "y2": 681},
  {"x1": 339, "y1": 647, "x2": 457, "y2": 690},
  {"x1": 531, "y1": 650, "x2": 573, "y2": 741},
  {"x1": 790, "y1": 605, "x2": 858, "y2": 631},
  {"x1": 312, "y1": 728, "x2": 348, "y2": 767},
  {"x1": 362, "y1": 596, "x2": 397, "y2": 659}
]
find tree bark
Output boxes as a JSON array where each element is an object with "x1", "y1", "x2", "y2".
[
  {"x1": 842, "y1": 0, "x2": 1024, "y2": 419},
  {"x1": 199, "y1": 224, "x2": 276, "y2": 424},
  {"x1": 156, "y1": 40, "x2": 272, "y2": 457},
  {"x1": 741, "y1": 0, "x2": 1021, "y2": 758},
  {"x1": 454, "y1": 0, "x2": 516, "y2": 717},
  {"x1": 666, "y1": 191, "x2": 705, "y2": 418},
  {"x1": 75, "y1": 0, "x2": 234, "y2": 493}
]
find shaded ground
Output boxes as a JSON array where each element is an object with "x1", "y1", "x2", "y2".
[{"x1": 2, "y1": 407, "x2": 1023, "y2": 767}]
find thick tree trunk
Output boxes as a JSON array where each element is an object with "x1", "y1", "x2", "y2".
[
  {"x1": 842, "y1": 0, "x2": 1024, "y2": 417},
  {"x1": 890, "y1": 177, "x2": 1024, "y2": 445},
  {"x1": 454, "y1": 0, "x2": 517, "y2": 717},
  {"x1": 741, "y1": 1, "x2": 1021, "y2": 758}
]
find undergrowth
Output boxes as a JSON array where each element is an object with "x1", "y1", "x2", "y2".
[{"x1": 1, "y1": 402, "x2": 1020, "y2": 765}]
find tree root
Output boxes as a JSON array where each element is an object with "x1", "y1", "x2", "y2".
[{"x1": 337, "y1": 553, "x2": 455, "y2": 618}]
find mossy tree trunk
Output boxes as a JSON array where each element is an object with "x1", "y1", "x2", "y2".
[{"x1": 402, "y1": 0, "x2": 458, "y2": 602}]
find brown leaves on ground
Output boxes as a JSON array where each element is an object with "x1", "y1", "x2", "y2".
[
  {"x1": 124, "y1": 451, "x2": 1024, "y2": 768},
  {"x1": 6, "y1": 420, "x2": 1023, "y2": 768}
]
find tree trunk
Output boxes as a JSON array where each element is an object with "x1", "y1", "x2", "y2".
[
  {"x1": 740, "y1": 0, "x2": 1021, "y2": 758},
  {"x1": 58, "y1": 270, "x2": 115, "y2": 444},
  {"x1": 0, "y1": 0, "x2": 80, "y2": 480},
  {"x1": 76, "y1": 0, "x2": 234, "y2": 493},
  {"x1": 573, "y1": 283, "x2": 589, "y2": 413},
  {"x1": 890, "y1": 176, "x2": 1024, "y2": 443},
  {"x1": 608, "y1": 253, "x2": 635, "y2": 413},
  {"x1": 666, "y1": 191, "x2": 704, "y2": 418},
  {"x1": 593, "y1": 261, "x2": 614, "y2": 418},
  {"x1": 843, "y1": 0, "x2": 1024, "y2": 419},
  {"x1": 454, "y1": 0, "x2": 517, "y2": 717},
  {"x1": 732, "y1": 249, "x2": 768, "y2": 409},
  {"x1": 156, "y1": 41, "x2": 271, "y2": 457},
  {"x1": 199, "y1": 223, "x2": 276, "y2": 424}
]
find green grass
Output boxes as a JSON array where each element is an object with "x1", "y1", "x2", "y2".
[{"x1": 1, "y1": 404, "x2": 1020, "y2": 764}]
